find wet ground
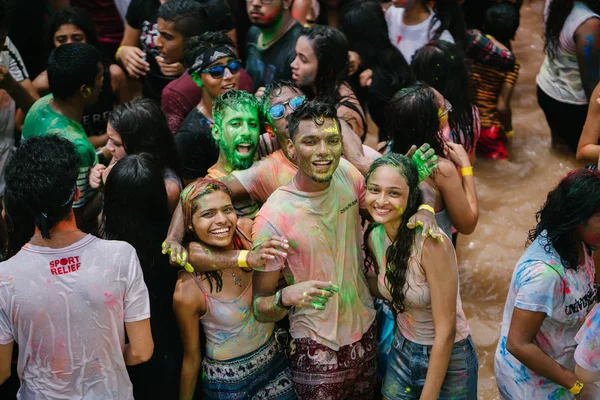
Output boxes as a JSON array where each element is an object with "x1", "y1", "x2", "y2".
[{"x1": 455, "y1": 1, "x2": 586, "y2": 398}]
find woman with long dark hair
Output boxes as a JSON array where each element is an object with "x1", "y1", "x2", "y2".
[
  {"x1": 494, "y1": 169, "x2": 600, "y2": 399},
  {"x1": 88, "y1": 98, "x2": 182, "y2": 212},
  {"x1": 29, "y1": 7, "x2": 131, "y2": 148},
  {"x1": 412, "y1": 40, "x2": 479, "y2": 161},
  {"x1": 387, "y1": 82, "x2": 478, "y2": 238},
  {"x1": 172, "y1": 178, "x2": 295, "y2": 400},
  {"x1": 385, "y1": 0, "x2": 467, "y2": 63},
  {"x1": 537, "y1": 0, "x2": 600, "y2": 153},
  {"x1": 290, "y1": 24, "x2": 368, "y2": 139},
  {"x1": 103, "y1": 153, "x2": 181, "y2": 398},
  {"x1": 338, "y1": 0, "x2": 414, "y2": 142},
  {"x1": 364, "y1": 153, "x2": 477, "y2": 399}
]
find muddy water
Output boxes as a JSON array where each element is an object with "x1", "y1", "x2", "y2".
[{"x1": 456, "y1": 1, "x2": 586, "y2": 398}]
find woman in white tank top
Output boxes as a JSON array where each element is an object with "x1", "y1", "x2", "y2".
[
  {"x1": 537, "y1": 0, "x2": 600, "y2": 153},
  {"x1": 364, "y1": 153, "x2": 478, "y2": 400}
]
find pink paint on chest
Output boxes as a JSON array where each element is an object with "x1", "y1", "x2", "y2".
[{"x1": 396, "y1": 36, "x2": 402, "y2": 45}]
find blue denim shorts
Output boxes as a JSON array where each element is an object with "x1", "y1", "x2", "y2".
[{"x1": 382, "y1": 333, "x2": 478, "y2": 399}]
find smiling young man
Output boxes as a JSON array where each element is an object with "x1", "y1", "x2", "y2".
[
  {"x1": 175, "y1": 32, "x2": 242, "y2": 183},
  {"x1": 245, "y1": 0, "x2": 302, "y2": 89},
  {"x1": 157, "y1": 0, "x2": 254, "y2": 133},
  {"x1": 251, "y1": 100, "x2": 378, "y2": 399}
]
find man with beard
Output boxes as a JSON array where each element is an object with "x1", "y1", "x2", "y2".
[
  {"x1": 245, "y1": 0, "x2": 302, "y2": 89},
  {"x1": 251, "y1": 100, "x2": 377, "y2": 398},
  {"x1": 205, "y1": 89, "x2": 261, "y2": 218}
]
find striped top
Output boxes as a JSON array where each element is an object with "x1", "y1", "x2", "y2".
[
  {"x1": 22, "y1": 95, "x2": 98, "y2": 208},
  {"x1": 470, "y1": 55, "x2": 519, "y2": 130}
]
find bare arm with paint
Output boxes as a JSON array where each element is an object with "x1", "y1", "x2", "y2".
[
  {"x1": 506, "y1": 308, "x2": 579, "y2": 390},
  {"x1": 252, "y1": 270, "x2": 338, "y2": 323},
  {"x1": 163, "y1": 205, "x2": 289, "y2": 272},
  {"x1": 436, "y1": 145, "x2": 479, "y2": 235},
  {"x1": 577, "y1": 81, "x2": 600, "y2": 163},
  {"x1": 575, "y1": 17, "x2": 600, "y2": 101}
]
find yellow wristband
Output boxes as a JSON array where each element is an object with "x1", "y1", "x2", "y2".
[
  {"x1": 417, "y1": 204, "x2": 435, "y2": 215},
  {"x1": 115, "y1": 45, "x2": 124, "y2": 60},
  {"x1": 460, "y1": 166, "x2": 473, "y2": 177},
  {"x1": 506, "y1": 130, "x2": 515, "y2": 138},
  {"x1": 569, "y1": 380, "x2": 584, "y2": 395},
  {"x1": 238, "y1": 250, "x2": 249, "y2": 268}
]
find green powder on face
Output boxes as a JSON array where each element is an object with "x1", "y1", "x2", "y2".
[{"x1": 289, "y1": 239, "x2": 299, "y2": 249}]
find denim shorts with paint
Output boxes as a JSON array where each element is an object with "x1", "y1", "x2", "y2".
[{"x1": 382, "y1": 332, "x2": 479, "y2": 399}]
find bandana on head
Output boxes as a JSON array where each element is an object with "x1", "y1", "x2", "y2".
[{"x1": 189, "y1": 45, "x2": 237, "y2": 74}]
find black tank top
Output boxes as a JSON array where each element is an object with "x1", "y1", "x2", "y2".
[{"x1": 82, "y1": 63, "x2": 116, "y2": 137}]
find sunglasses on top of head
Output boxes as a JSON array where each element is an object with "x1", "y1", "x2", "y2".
[
  {"x1": 268, "y1": 95, "x2": 306, "y2": 120},
  {"x1": 200, "y1": 59, "x2": 243, "y2": 79}
]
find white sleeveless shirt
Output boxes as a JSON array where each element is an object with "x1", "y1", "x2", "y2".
[{"x1": 537, "y1": 1, "x2": 600, "y2": 104}]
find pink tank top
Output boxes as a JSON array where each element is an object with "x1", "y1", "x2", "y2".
[
  {"x1": 189, "y1": 271, "x2": 273, "y2": 360},
  {"x1": 369, "y1": 224, "x2": 471, "y2": 345}
]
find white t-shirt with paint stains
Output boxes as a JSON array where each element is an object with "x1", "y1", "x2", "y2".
[
  {"x1": 494, "y1": 233, "x2": 597, "y2": 400},
  {"x1": 252, "y1": 159, "x2": 376, "y2": 351},
  {"x1": 0, "y1": 235, "x2": 150, "y2": 399}
]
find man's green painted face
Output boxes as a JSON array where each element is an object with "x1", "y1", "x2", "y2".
[{"x1": 216, "y1": 106, "x2": 260, "y2": 170}]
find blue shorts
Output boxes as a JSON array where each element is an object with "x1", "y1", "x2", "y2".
[{"x1": 382, "y1": 333, "x2": 478, "y2": 400}]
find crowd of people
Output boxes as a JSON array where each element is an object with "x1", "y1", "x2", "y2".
[{"x1": 0, "y1": 0, "x2": 600, "y2": 399}]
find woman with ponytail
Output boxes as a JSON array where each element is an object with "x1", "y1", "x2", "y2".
[
  {"x1": 385, "y1": 0, "x2": 467, "y2": 63},
  {"x1": 364, "y1": 152, "x2": 477, "y2": 399},
  {"x1": 537, "y1": 0, "x2": 600, "y2": 153}
]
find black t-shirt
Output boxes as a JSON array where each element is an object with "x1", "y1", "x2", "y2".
[
  {"x1": 82, "y1": 63, "x2": 116, "y2": 137},
  {"x1": 126, "y1": 0, "x2": 177, "y2": 101},
  {"x1": 175, "y1": 108, "x2": 218, "y2": 180},
  {"x1": 245, "y1": 22, "x2": 303, "y2": 88}
]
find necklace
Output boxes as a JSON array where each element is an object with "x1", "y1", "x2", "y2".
[
  {"x1": 31, "y1": 229, "x2": 82, "y2": 238},
  {"x1": 222, "y1": 269, "x2": 242, "y2": 287},
  {"x1": 259, "y1": 17, "x2": 294, "y2": 49}
]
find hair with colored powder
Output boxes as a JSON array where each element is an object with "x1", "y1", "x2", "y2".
[
  {"x1": 184, "y1": 31, "x2": 235, "y2": 72},
  {"x1": 212, "y1": 89, "x2": 260, "y2": 130},
  {"x1": 46, "y1": 7, "x2": 100, "y2": 53},
  {"x1": 545, "y1": 0, "x2": 600, "y2": 59},
  {"x1": 109, "y1": 98, "x2": 183, "y2": 179},
  {"x1": 287, "y1": 100, "x2": 340, "y2": 140},
  {"x1": 528, "y1": 168, "x2": 600, "y2": 270},
  {"x1": 363, "y1": 152, "x2": 423, "y2": 314},
  {"x1": 261, "y1": 80, "x2": 303, "y2": 123},
  {"x1": 412, "y1": 40, "x2": 475, "y2": 154},
  {"x1": 387, "y1": 82, "x2": 445, "y2": 158},
  {"x1": 181, "y1": 178, "x2": 235, "y2": 293}
]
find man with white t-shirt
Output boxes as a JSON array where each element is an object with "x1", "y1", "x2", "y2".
[{"x1": 0, "y1": 136, "x2": 153, "y2": 398}]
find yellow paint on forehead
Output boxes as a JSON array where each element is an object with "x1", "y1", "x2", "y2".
[{"x1": 322, "y1": 124, "x2": 339, "y2": 134}]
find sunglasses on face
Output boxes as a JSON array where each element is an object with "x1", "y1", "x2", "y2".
[
  {"x1": 269, "y1": 95, "x2": 306, "y2": 120},
  {"x1": 200, "y1": 59, "x2": 242, "y2": 79},
  {"x1": 438, "y1": 99, "x2": 453, "y2": 119}
]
